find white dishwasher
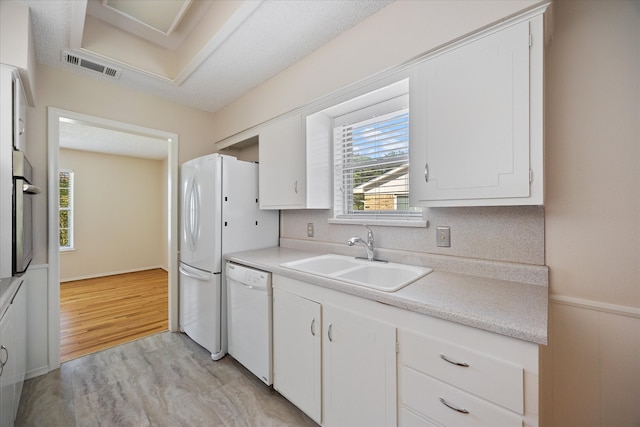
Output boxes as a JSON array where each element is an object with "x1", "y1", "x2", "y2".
[{"x1": 226, "y1": 261, "x2": 273, "y2": 385}]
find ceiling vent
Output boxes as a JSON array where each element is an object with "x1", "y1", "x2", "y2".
[{"x1": 61, "y1": 51, "x2": 122, "y2": 79}]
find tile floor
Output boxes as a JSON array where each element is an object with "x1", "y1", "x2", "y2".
[{"x1": 16, "y1": 332, "x2": 318, "y2": 427}]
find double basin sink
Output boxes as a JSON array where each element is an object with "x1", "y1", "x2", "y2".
[{"x1": 280, "y1": 254, "x2": 433, "y2": 292}]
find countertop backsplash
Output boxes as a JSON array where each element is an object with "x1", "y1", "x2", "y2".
[{"x1": 280, "y1": 205, "x2": 545, "y2": 267}]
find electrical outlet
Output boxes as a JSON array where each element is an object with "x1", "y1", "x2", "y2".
[
  {"x1": 436, "y1": 226, "x2": 450, "y2": 247},
  {"x1": 307, "y1": 223, "x2": 314, "y2": 237}
]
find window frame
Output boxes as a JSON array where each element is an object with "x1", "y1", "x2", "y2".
[
  {"x1": 333, "y1": 106, "x2": 410, "y2": 216},
  {"x1": 324, "y1": 79, "x2": 426, "y2": 227}
]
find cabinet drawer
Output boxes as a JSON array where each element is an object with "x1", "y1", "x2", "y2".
[
  {"x1": 399, "y1": 407, "x2": 441, "y2": 427},
  {"x1": 401, "y1": 367, "x2": 522, "y2": 427},
  {"x1": 399, "y1": 329, "x2": 523, "y2": 413}
]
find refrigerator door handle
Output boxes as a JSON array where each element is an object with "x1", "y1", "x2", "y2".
[
  {"x1": 184, "y1": 177, "x2": 193, "y2": 250},
  {"x1": 192, "y1": 179, "x2": 200, "y2": 248},
  {"x1": 179, "y1": 265, "x2": 213, "y2": 281},
  {"x1": 185, "y1": 177, "x2": 199, "y2": 251}
]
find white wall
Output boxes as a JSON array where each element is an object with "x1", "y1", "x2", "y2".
[{"x1": 59, "y1": 148, "x2": 165, "y2": 280}]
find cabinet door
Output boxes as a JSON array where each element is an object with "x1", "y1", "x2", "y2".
[
  {"x1": 323, "y1": 303, "x2": 397, "y2": 427},
  {"x1": 410, "y1": 20, "x2": 532, "y2": 206},
  {"x1": 0, "y1": 303, "x2": 14, "y2": 427},
  {"x1": 12, "y1": 283, "x2": 26, "y2": 418},
  {"x1": 273, "y1": 288, "x2": 321, "y2": 423},
  {"x1": 259, "y1": 114, "x2": 304, "y2": 209},
  {"x1": 13, "y1": 75, "x2": 27, "y2": 152}
]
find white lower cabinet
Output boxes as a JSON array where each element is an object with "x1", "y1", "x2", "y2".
[
  {"x1": 272, "y1": 275, "x2": 539, "y2": 427},
  {"x1": 0, "y1": 279, "x2": 26, "y2": 427},
  {"x1": 273, "y1": 280, "x2": 397, "y2": 427},
  {"x1": 323, "y1": 303, "x2": 396, "y2": 427},
  {"x1": 273, "y1": 288, "x2": 322, "y2": 423},
  {"x1": 398, "y1": 328, "x2": 536, "y2": 427},
  {"x1": 0, "y1": 299, "x2": 14, "y2": 427}
]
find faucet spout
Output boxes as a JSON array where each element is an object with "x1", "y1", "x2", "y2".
[{"x1": 347, "y1": 225, "x2": 375, "y2": 261}]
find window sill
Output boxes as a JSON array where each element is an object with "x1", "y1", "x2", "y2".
[
  {"x1": 328, "y1": 217, "x2": 428, "y2": 228},
  {"x1": 60, "y1": 248, "x2": 75, "y2": 253}
]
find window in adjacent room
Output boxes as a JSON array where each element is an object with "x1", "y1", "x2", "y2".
[{"x1": 59, "y1": 169, "x2": 74, "y2": 250}]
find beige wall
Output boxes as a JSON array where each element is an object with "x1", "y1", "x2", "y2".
[
  {"x1": 545, "y1": 0, "x2": 639, "y2": 307},
  {"x1": 27, "y1": 65, "x2": 217, "y2": 266},
  {"x1": 8, "y1": 0, "x2": 639, "y2": 424},
  {"x1": 0, "y1": 1, "x2": 38, "y2": 104},
  {"x1": 211, "y1": 1, "x2": 640, "y2": 426},
  {"x1": 210, "y1": 0, "x2": 540, "y2": 142},
  {"x1": 58, "y1": 149, "x2": 165, "y2": 280},
  {"x1": 541, "y1": 2, "x2": 640, "y2": 426}
]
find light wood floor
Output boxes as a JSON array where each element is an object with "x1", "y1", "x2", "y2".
[{"x1": 60, "y1": 268, "x2": 169, "y2": 363}]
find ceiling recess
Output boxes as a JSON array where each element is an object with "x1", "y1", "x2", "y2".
[
  {"x1": 61, "y1": 51, "x2": 122, "y2": 79},
  {"x1": 103, "y1": 0, "x2": 193, "y2": 36}
]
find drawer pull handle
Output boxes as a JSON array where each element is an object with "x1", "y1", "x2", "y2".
[
  {"x1": 310, "y1": 318, "x2": 316, "y2": 336},
  {"x1": 440, "y1": 354, "x2": 469, "y2": 367},
  {"x1": 439, "y1": 397, "x2": 469, "y2": 414}
]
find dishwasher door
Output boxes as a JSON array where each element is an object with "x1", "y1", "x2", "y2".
[{"x1": 226, "y1": 262, "x2": 272, "y2": 385}]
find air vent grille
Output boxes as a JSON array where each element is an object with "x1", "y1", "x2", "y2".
[{"x1": 61, "y1": 51, "x2": 122, "y2": 79}]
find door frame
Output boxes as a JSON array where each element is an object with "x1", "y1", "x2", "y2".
[{"x1": 47, "y1": 107, "x2": 179, "y2": 370}]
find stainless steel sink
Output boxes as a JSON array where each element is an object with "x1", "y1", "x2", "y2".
[{"x1": 280, "y1": 254, "x2": 432, "y2": 292}]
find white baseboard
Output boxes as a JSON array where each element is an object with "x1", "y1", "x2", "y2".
[
  {"x1": 61, "y1": 265, "x2": 167, "y2": 283},
  {"x1": 26, "y1": 366, "x2": 50, "y2": 380}
]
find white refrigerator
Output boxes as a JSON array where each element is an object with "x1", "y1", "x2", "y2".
[{"x1": 179, "y1": 154, "x2": 278, "y2": 360}]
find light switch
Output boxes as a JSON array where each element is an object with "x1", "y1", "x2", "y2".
[{"x1": 436, "y1": 226, "x2": 450, "y2": 247}]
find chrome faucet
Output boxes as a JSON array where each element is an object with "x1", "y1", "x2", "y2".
[{"x1": 347, "y1": 225, "x2": 375, "y2": 261}]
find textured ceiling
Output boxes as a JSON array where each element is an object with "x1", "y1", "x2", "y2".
[
  {"x1": 21, "y1": 0, "x2": 393, "y2": 113},
  {"x1": 22, "y1": 0, "x2": 392, "y2": 159}
]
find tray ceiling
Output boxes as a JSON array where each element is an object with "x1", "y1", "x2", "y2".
[{"x1": 21, "y1": 0, "x2": 393, "y2": 113}]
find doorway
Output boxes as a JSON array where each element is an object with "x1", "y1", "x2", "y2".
[{"x1": 47, "y1": 108, "x2": 179, "y2": 369}]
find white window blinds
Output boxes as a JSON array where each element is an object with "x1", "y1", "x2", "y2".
[{"x1": 333, "y1": 97, "x2": 419, "y2": 220}]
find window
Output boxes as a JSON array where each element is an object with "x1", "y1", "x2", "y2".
[
  {"x1": 59, "y1": 170, "x2": 74, "y2": 250},
  {"x1": 334, "y1": 107, "x2": 410, "y2": 215},
  {"x1": 306, "y1": 78, "x2": 424, "y2": 226},
  {"x1": 331, "y1": 83, "x2": 423, "y2": 224}
]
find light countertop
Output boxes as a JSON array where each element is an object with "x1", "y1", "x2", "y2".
[{"x1": 226, "y1": 246, "x2": 548, "y2": 345}]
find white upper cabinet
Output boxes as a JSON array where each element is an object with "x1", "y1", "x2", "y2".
[
  {"x1": 410, "y1": 13, "x2": 545, "y2": 207},
  {"x1": 258, "y1": 113, "x2": 331, "y2": 209},
  {"x1": 13, "y1": 74, "x2": 27, "y2": 152}
]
